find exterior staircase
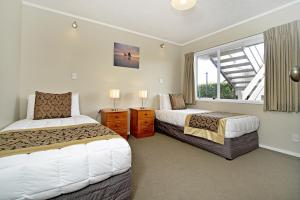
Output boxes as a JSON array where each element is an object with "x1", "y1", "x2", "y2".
[{"x1": 209, "y1": 43, "x2": 264, "y2": 100}]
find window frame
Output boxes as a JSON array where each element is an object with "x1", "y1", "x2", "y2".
[{"x1": 194, "y1": 34, "x2": 264, "y2": 105}]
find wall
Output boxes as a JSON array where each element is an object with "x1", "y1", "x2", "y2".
[
  {"x1": 20, "y1": 5, "x2": 182, "y2": 120},
  {"x1": 0, "y1": 0, "x2": 22, "y2": 129},
  {"x1": 182, "y1": 3, "x2": 300, "y2": 155}
]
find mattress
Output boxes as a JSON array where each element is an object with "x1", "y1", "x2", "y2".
[
  {"x1": 0, "y1": 115, "x2": 131, "y2": 200},
  {"x1": 155, "y1": 109, "x2": 259, "y2": 138}
]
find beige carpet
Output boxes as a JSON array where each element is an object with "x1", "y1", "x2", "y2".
[{"x1": 128, "y1": 133, "x2": 300, "y2": 200}]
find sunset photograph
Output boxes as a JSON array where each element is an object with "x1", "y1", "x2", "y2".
[{"x1": 114, "y1": 42, "x2": 140, "y2": 69}]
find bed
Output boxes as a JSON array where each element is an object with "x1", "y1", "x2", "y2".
[
  {"x1": 0, "y1": 93, "x2": 131, "y2": 200},
  {"x1": 155, "y1": 95, "x2": 259, "y2": 160}
]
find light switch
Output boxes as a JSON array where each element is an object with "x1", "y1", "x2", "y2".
[
  {"x1": 159, "y1": 78, "x2": 164, "y2": 84},
  {"x1": 71, "y1": 73, "x2": 77, "y2": 80},
  {"x1": 292, "y1": 134, "x2": 299, "y2": 142}
]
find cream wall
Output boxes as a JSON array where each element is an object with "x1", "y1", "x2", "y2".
[
  {"x1": 182, "y1": 3, "x2": 300, "y2": 154},
  {"x1": 20, "y1": 5, "x2": 182, "y2": 119},
  {"x1": 0, "y1": 0, "x2": 22, "y2": 129}
]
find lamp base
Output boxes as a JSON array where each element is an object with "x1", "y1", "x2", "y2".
[
  {"x1": 140, "y1": 107, "x2": 145, "y2": 110},
  {"x1": 111, "y1": 108, "x2": 118, "y2": 111}
]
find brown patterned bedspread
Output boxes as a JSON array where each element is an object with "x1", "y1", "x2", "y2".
[
  {"x1": 0, "y1": 123, "x2": 120, "y2": 157},
  {"x1": 188, "y1": 112, "x2": 240, "y2": 132},
  {"x1": 184, "y1": 112, "x2": 244, "y2": 144}
]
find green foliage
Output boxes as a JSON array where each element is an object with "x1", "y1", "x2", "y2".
[
  {"x1": 197, "y1": 82, "x2": 237, "y2": 99},
  {"x1": 198, "y1": 83, "x2": 217, "y2": 99}
]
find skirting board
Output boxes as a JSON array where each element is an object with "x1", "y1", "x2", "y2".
[{"x1": 259, "y1": 144, "x2": 300, "y2": 158}]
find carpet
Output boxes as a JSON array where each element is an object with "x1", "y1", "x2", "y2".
[{"x1": 128, "y1": 133, "x2": 300, "y2": 200}]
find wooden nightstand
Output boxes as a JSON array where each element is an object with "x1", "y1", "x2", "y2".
[
  {"x1": 130, "y1": 108, "x2": 155, "y2": 138},
  {"x1": 100, "y1": 109, "x2": 128, "y2": 139}
]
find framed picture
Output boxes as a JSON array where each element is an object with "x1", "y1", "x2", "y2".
[{"x1": 114, "y1": 42, "x2": 140, "y2": 69}]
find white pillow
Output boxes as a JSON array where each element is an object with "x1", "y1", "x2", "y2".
[
  {"x1": 26, "y1": 93, "x2": 81, "y2": 119},
  {"x1": 159, "y1": 94, "x2": 172, "y2": 110}
]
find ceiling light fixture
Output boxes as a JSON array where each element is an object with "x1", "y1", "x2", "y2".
[
  {"x1": 160, "y1": 43, "x2": 165, "y2": 48},
  {"x1": 72, "y1": 21, "x2": 78, "y2": 29},
  {"x1": 171, "y1": 0, "x2": 197, "y2": 11}
]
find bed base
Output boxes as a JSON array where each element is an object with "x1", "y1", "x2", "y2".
[
  {"x1": 155, "y1": 119, "x2": 258, "y2": 160},
  {"x1": 51, "y1": 169, "x2": 131, "y2": 200}
]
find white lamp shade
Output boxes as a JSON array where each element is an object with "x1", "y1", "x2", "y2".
[
  {"x1": 139, "y1": 90, "x2": 148, "y2": 99},
  {"x1": 109, "y1": 89, "x2": 120, "y2": 99},
  {"x1": 171, "y1": 0, "x2": 197, "y2": 11}
]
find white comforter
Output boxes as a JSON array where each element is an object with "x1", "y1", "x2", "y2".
[
  {"x1": 155, "y1": 109, "x2": 259, "y2": 138},
  {"x1": 0, "y1": 115, "x2": 131, "y2": 200}
]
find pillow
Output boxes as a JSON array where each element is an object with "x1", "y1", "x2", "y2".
[
  {"x1": 71, "y1": 93, "x2": 80, "y2": 116},
  {"x1": 169, "y1": 94, "x2": 186, "y2": 110},
  {"x1": 27, "y1": 93, "x2": 80, "y2": 119},
  {"x1": 159, "y1": 94, "x2": 172, "y2": 110},
  {"x1": 34, "y1": 91, "x2": 72, "y2": 120}
]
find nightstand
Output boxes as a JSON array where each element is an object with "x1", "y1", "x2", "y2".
[
  {"x1": 130, "y1": 108, "x2": 155, "y2": 138},
  {"x1": 100, "y1": 109, "x2": 128, "y2": 139}
]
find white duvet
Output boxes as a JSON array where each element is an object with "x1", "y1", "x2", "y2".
[
  {"x1": 0, "y1": 115, "x2": 131, "y2": 200},
  {"x1": 155, "y1": 109, "x2": 259, "y2": 138}
]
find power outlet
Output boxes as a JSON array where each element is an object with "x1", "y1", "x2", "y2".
[
  {"x1": 159, "y1": 78, "x2": 164, "y2": 84},
  {"x1": 71, "y1": 73, "x2": 77, "y2": 80},
  {"x1": 291, "y1": 134, "x2": 299, "y2": 143}
]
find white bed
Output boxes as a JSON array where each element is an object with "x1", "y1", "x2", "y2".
[
  {"x1": 155, "y1": 95, "x2": 260, "y2": 159},
  {"x1": 0, "y1": 94, "x2": 131, "y2": 200},
  {"x1": 156, "y1": 94, "x2": 259, "y2": 138},
  {"x1": 155, "y1": 109, "x2": 259, "y2": 138}
]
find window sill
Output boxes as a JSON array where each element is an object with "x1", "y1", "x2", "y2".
[{"x1": 196, "y1": 98, "x2": 264, "y2": 105}]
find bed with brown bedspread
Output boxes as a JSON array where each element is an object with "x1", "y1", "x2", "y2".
[{"x1": 155, "y1": 119, "x2": 259, "y2": 160}]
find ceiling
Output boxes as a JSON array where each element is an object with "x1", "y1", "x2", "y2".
[{"x1": 24, "y1": 0, "x2": 297, "y2": 45}]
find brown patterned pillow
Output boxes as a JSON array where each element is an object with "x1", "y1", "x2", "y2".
[
  {"x1": 169, "y1": 94, "x2": 186, "y2": 110},
  {"x1": 34, "y1": 91, "x2": 72, "y2": 120}
]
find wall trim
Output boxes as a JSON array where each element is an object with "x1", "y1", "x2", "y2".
[
  {"x1": 182, "y1": 0, "x2": 300, "y2": 46},
  {"x1": 22, "y1": 1, "x2": 182, "y2": 46},
  {"x1": 259, "y1": 144, "x2": 300, "y2": 158}
]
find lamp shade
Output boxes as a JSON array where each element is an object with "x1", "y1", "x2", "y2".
[
  {"x1": 109, "y1": 89, "x2": 120, "y2": 99},
  {"x1": 139, "y1": 90, "x2": 148, "y2": 99},
  {"x1": 171, "y1": 0, "x2": 197, "y2": 11}
]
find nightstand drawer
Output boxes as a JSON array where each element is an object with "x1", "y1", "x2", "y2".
[
  {"x1": 138, "y1": 124, "x2": 154, "y2": 135},
  {"x1": 111, "y1": 128, "x2": 127, "y2": 135},
  {"x1": 106, "y1": 121, "x2": 127, "y2": 130},
  {"x1": 139, "y1": 123, "x2": 154, "y2": 131},
  {"x1": 138, "y1": 110, "x2": 154, "y2": 119},
  {"x1": 106, "y1": 112, "x2": 127, "y2": 122},
  {"x1": 138, "y1": 119, "x2": 154, "y2": 127}
]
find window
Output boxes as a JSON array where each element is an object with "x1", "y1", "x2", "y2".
[{"x1": 195, "y1": 34, "x2": 264, "y2": 103}]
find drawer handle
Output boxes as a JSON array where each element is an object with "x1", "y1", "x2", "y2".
[
  {"x1": 144, "y1": 113, "x2": 148, "y2": 116},
  {"x1": 115, "y1": 116, "x2": 119, "y2": 118}
]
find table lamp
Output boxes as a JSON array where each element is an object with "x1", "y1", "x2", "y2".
[
  {"x1": 109, "y1": 89, "x2": 120, "y2": 111},
  {"x1": 139, "y1": 90, "x2": 148, "y2": 109}
]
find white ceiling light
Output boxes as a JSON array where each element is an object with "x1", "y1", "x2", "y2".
[{"x1": 171, "y1": 0, "x2": 197, "y2": 11}]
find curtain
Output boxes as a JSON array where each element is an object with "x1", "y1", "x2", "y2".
[
  {"x1": 264, "y1": 21, "x2": 300, "y2": 112},
  {"x1": 183, "y1": 52, "x2": 196, "y2": 105}
]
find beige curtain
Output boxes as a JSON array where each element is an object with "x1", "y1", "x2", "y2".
[
  {"x1": 183, "y1": 52, "x2": 196, "y2": 105},
  {"x1": 264, "y1": 21, "x2": 300, "y2": 112}
]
